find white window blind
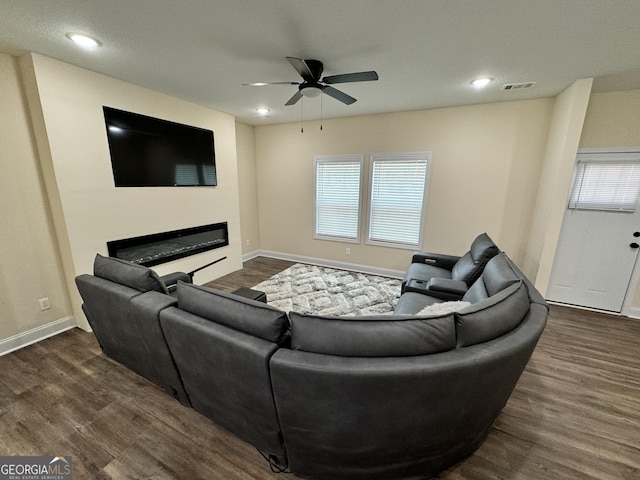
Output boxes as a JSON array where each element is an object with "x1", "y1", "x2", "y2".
[
  {"x1": 314, "y1": 155, "x2": 363, "y2": 242},
  {"x1": 569, "y1": 158, "x2": 640, "y2": 212},
  {"x1": 367, "y1": 152, "x2": 430, "y2": 247}
]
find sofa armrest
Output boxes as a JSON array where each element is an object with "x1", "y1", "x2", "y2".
[
  {"x1": 427, "y1": 277, "x2": 468, "y2": 300},
  {"x1": 161, "y1": 272, "x2": 192, "y2": 293},
  {"x1": 411, "y1": 252, "x2": 460, "y2": 270},
  {"x1": 428, "y1": 278, "x2": 468, "y2": 297}
]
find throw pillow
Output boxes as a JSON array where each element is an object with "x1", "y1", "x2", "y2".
[{"x1": 418, "y1": 300, "x2": 471, "y2": 316}]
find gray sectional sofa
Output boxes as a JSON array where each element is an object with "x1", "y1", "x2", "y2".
[{"x1": 75, "y1": 236, "x2": 548, "y2": 480}]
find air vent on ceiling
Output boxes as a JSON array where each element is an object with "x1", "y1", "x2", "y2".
[{"x1": 502, "y1": 81, "x2": 537, "y2": 90}]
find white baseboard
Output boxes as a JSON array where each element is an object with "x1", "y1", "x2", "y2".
[
  {"x1": 622, "y1": 306, "x2": 640, "y2": 320},
  {"x1": 253, "y1": 249, "x2": 405, "y2": 279},
  {"x1": 0, "y1": 316, "x2": 77, "y2": 356},
  {"x1": 242, "y1": 250, "x2": 261, "y2": 262},
  {"x1": 548, "y1": 301, "x2": 640, "y2": 321}
]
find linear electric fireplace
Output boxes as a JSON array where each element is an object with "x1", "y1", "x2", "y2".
[{"x1": 107, "y1": 222, "x2": 228, "y2": 267}]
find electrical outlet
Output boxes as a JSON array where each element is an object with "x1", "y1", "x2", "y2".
[
  {"x1": 245, "y1": 239, "x2": 250, "y2": 246},
  {"x1": 39, "y1": 297, "x2": 50, "y2": 311},
  {"x1": 346, "y1": 248, "x2": 351, "y2": 255}
]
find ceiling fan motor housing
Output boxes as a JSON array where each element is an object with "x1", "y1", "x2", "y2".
[{"x1": 303, "y1": 59, "x2": 324, "y2": 80}]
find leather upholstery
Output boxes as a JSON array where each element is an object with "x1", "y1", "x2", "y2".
[
  {"x1": 76, "y1": 242, "x2": 548, "y2": 480},
  {"x1": 290, "y1": 312, "x2": 456, "y2": 356},
  {"x1": 394, "y1": 291, "x2": 443, "y2": 314},
  {"x1": 270, "y1": 303, "x2": 547, "y2": 480},
  {"x1": 94, "y1": 253, "x2": 168, "y2": 293},
  {"x1": 160, "y1": 306, "x2": 287, "y2": 463},
  {"x1": 176, "y1": 282, "x2": 289, "y2": 343},
  {"x1": 75, "y1": 274, "x2": 190, "y2": 406},
  {"x1": 456, "y1": 282, "x2": 530, "y2": 346},
  {"x1": 403, "y1": 232, "x2": 499, "y2": 290}
]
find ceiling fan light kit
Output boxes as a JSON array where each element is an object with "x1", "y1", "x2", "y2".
[{"x1": 301, "y1": 86, "x2": 322, "y2": 98}]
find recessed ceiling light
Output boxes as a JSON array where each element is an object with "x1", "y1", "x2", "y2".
[
  {"x1": 470, "y1": 77, "x2": 493, "y2": 88},
  {"x1": 66, "y1": 32, "x2": 102, "y2": 49},
  {"x1": 256, "y1": 108, "x2": 270, "y2": 116}
]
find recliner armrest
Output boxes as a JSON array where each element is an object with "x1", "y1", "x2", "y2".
[
  {"x1": 161, "y1": 272, "x2": 192, "y2": 293},
  {"x1": 411, "y1": 252, "x2": 460, "y2": 270},
  {"x1": 427, "y1": 278, "x2": 468, "y2": 296}
]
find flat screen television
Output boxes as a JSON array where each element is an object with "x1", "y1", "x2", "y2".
[{"x1": 103, "y1": 106, "x2": 217, "y2": 187}]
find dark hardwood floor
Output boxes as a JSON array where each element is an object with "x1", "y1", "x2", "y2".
[
  {"x1": 1, "y1": 257, "x2": 638, "y2": 479},
  {"x1": 203, "y1": 256, "x2": 296, "y2": 293}
]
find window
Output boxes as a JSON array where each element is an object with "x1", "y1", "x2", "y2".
[
  {"x1": 367, "y1": 152, "x2": 430, "y2": 248},
  {"x1": 314, "y1": 155, "x2": 363, "y2": 242},
  {"x1": 569, "y1": 152, "x2": 640, "y2": 212}
]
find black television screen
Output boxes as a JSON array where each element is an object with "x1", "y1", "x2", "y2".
[{"x1": 103, "y1": 106, "x2": 217, "y2": 187}]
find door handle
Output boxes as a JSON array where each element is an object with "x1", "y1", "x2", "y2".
[{"x1": 631, "y1": 242, "x2": 640, "y2": 249}]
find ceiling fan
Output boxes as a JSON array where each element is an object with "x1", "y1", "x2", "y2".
[{"x1": 244, "y1": 57, "x2": 379, "y2": 106}]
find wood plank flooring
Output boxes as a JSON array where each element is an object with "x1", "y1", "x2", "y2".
[{"x1": 0, "y1": 257, "x2": 639, "y2": 479}]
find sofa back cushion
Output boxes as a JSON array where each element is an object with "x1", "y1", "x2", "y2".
[
  {"x1": 462, "y1": 252, "x2": 522, "y2": 303},
  {"x1": 93, "y1": 254, "x2": 168, "y2": 293},
  {"x1": 451, "y1": 233, "x2": 499, "y2": 285},
  {"x1": 177, "y1": 282, "x2": 289, "y2": 343},
  {"x1": 290, "y1": 312, "x2": 456, "y2": 357},
  {"x1": 482, "y1": 252, "x2": 522, "y2": 296},
  {"x1": 456, "y1": 281, "x2": 530, "y2": 346}
]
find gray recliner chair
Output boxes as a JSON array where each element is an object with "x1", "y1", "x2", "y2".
[{"x1": 402, "y1": 233, "x2": 499, "y2": 295}]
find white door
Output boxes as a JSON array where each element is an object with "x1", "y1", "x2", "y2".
[
  {"x1": 547, "y1": 150, "x2": 640, "y2": 312},
  {"x1": 547, "y1": 209, "x2": 640, "y2": 311}
]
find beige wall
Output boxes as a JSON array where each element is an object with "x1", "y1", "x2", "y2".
[
  {"x1": 254, "y1": 99, "x2": 554, "y2": 273},
  {"x1": 19, "y1": 53, "x2": 243, "y2": 330},
  {"x1": 235, "y1": 121, "x2": 260, "y2": 255},
  {"x1": 525, "y1": 79, "x2": 593, "y2": 293},
  {"x1": 0, "y1": 53, "x2": 72, "y2": 343},
  {"x1": 579, "y1": 89, "x2": 640, "y2": 148},
  {"x1": 578, "y1": 88, "x2": 640, "y2": 310}
]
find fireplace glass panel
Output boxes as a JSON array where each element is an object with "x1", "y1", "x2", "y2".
[{"x1": 107, "y1": 222, "x2": 228, "y2": 267}]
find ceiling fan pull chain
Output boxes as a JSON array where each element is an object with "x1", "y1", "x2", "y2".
[
  {"x1": 300, "y1": 97, "x2": 304, "y2": 133},
  {"x1": 320, "y1": 94, "x2": 323, "y2": 131}
]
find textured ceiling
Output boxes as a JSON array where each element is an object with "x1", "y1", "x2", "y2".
[{"x1": 1, "y1": 0, "x2": 639, "y2": 125}]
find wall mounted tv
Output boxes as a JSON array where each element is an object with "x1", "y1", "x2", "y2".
[{"x1": 103, "y1": 106, "x2": 217, "y2": 187}]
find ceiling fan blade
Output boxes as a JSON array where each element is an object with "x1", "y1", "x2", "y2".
[
  {"x1": 242, "y1": 81, "x2": 299, "y2": 86},
  {"x1": 322, "y1": 86, "x2": 357, "y2": 105},
  {"x1": 285, "y1": 90, "x2": 304, "y2": 106},
  {"x1": 322, "y1": 71, "x2": 379, "y2": 84},
  {"x1": 286, "y1": 57, "x2": 315, "y2": 82}
]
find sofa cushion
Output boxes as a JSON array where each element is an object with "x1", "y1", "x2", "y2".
[
  {"x1": 176, "y1": 282, "x2": 289, "y2": 343},
  {"x1": 461, "y1": 252, "x2": 521, "y2": 304},
  {"x1": 481, "y1": 252, "x2": 522, "y2": 296},
  {"x1": 455, "y1": 281, "x2": 530, "y2": 347},
  {"x1": 403, "y1": 262, "x2": 452, "y2": 287},
  {"x1": 418, "y1": 301, "x2": 471, "y2": 316},
  {"x1": 93, "y1": 254, "x2": 168, "y2": 293},
  {"x1": 290, "y1": 312, "x2": 456, "y2": 357},
  {"x1": 394, "y1": 291, "x2": 442, "y2": 315},
  {"x1": 461, "y1": 278, "x2": 489, "y2": 303},
  {"x1": 504, "y1": 255, "x2": 549, "y2": 309},
  {"x1": 450, "y1": 233, "x2": 500, "y2": 285}
]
